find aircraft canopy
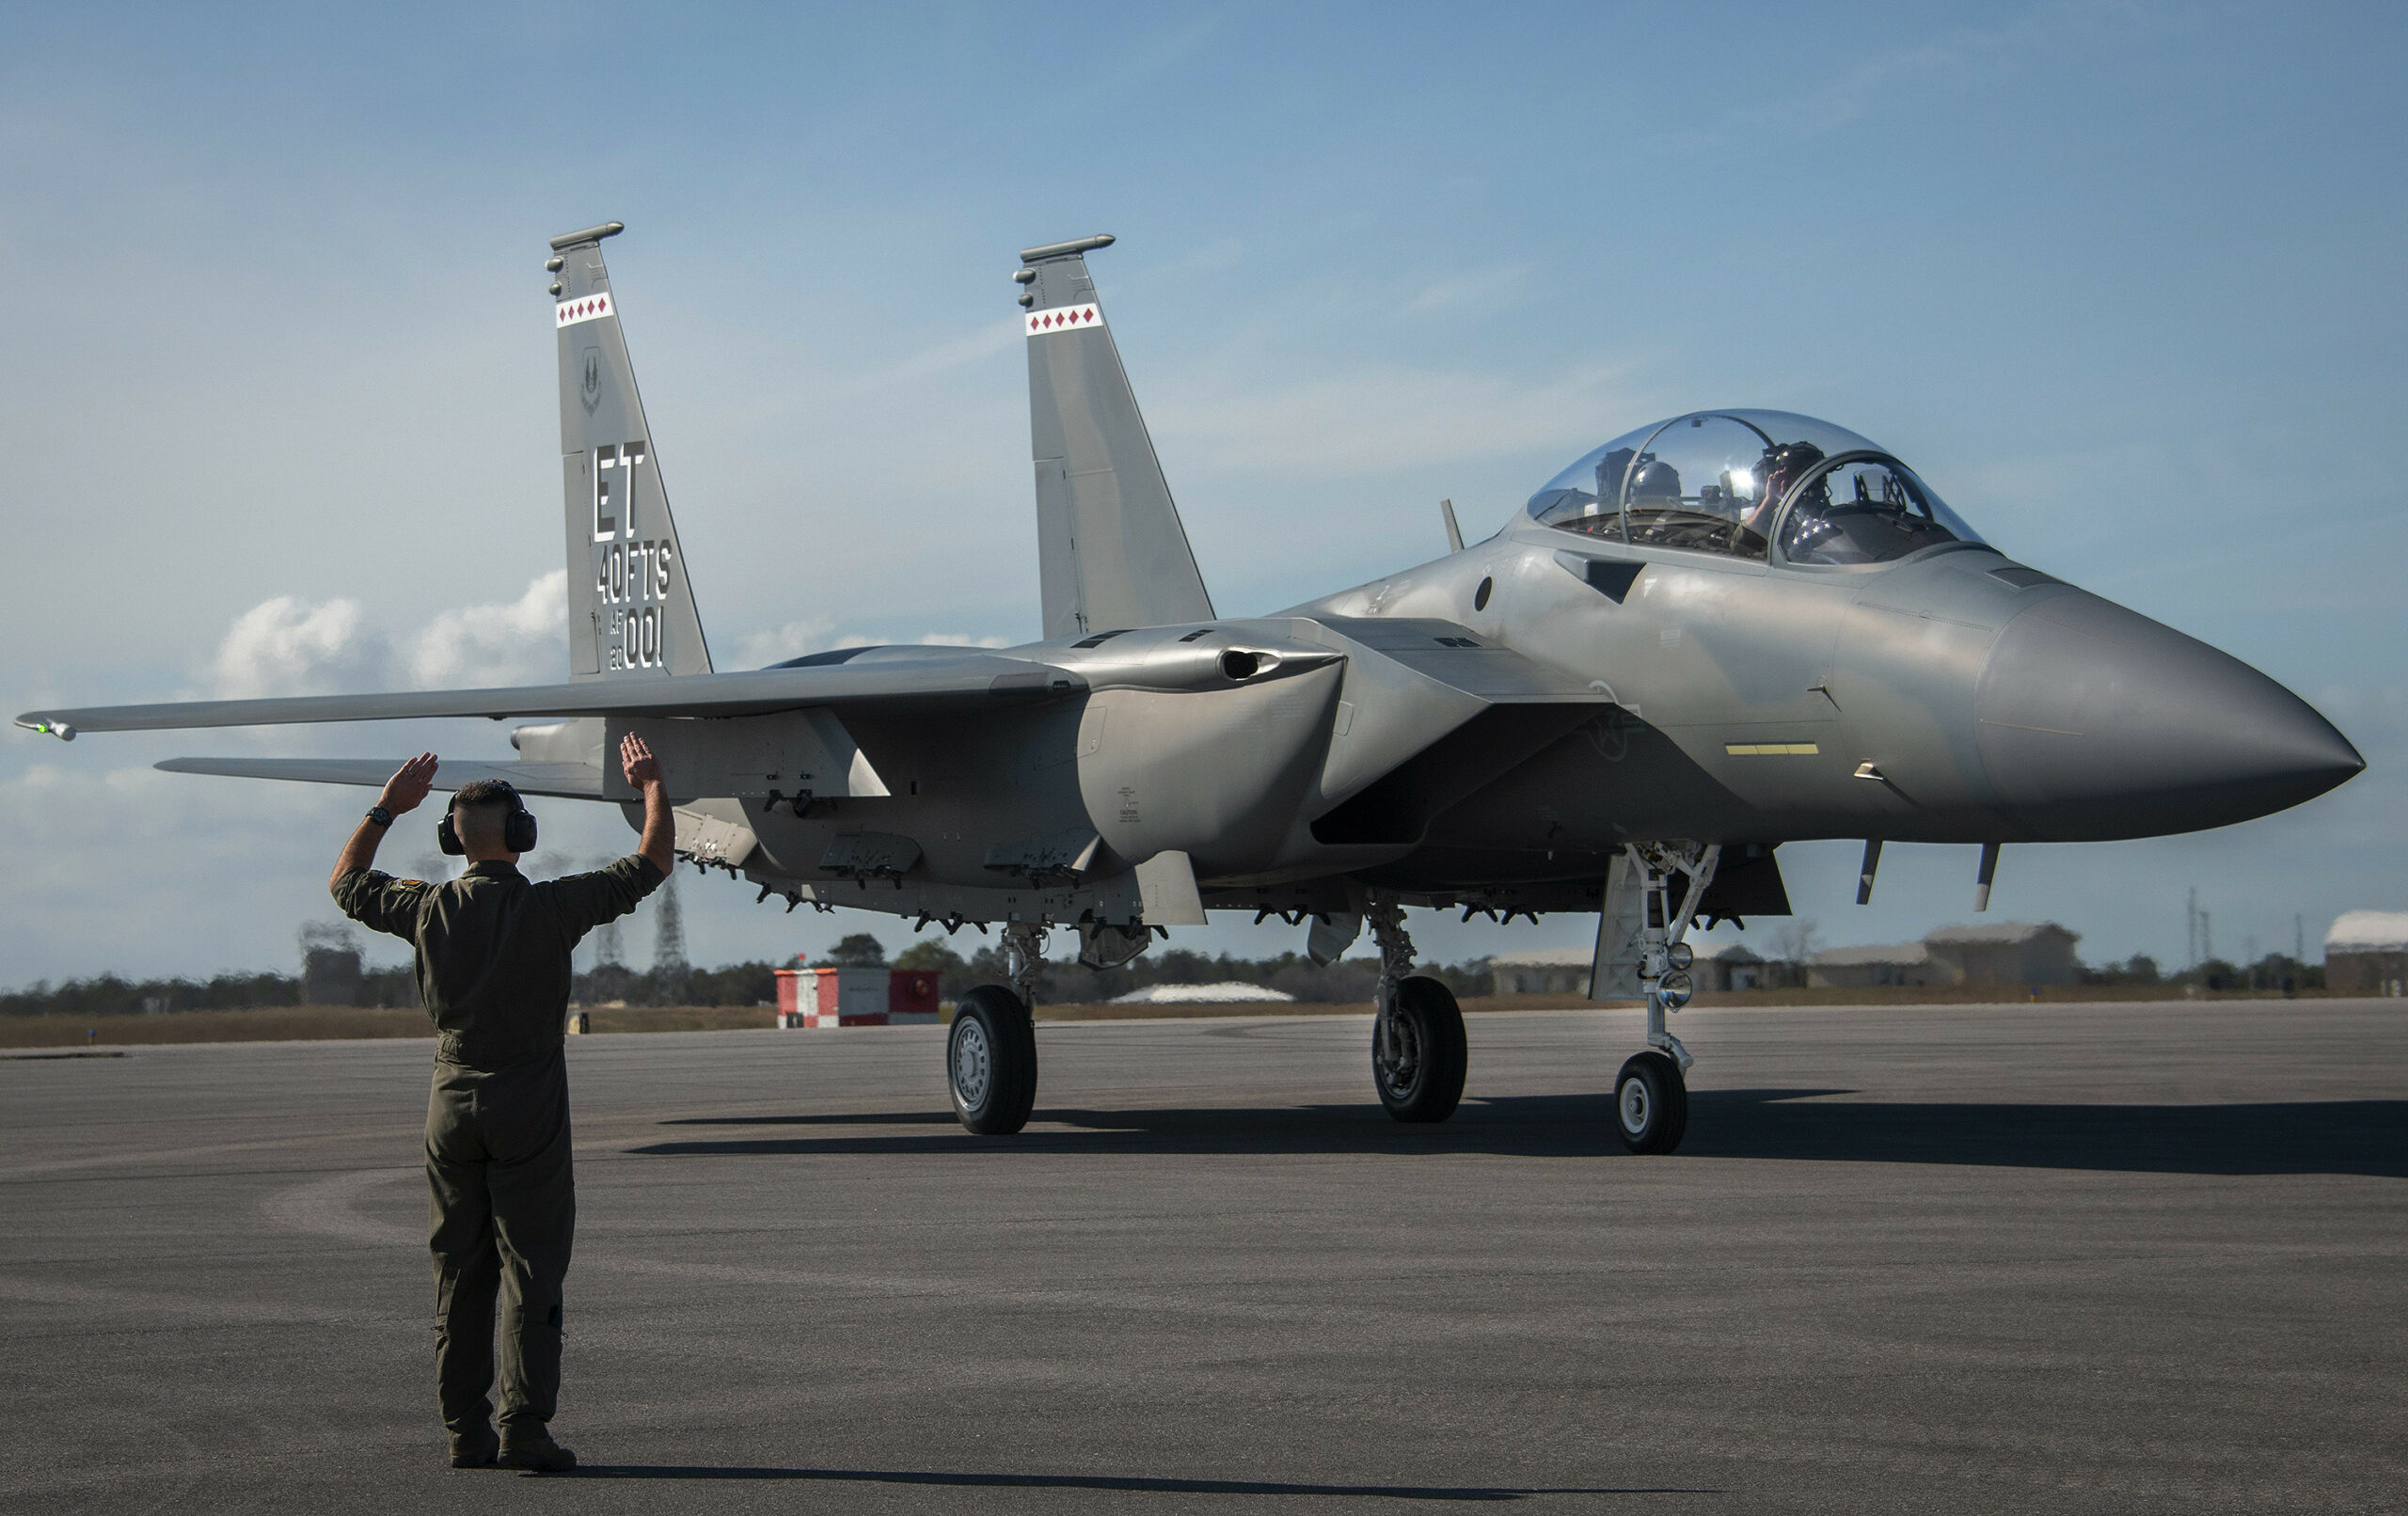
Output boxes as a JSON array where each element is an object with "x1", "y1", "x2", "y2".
[{"x1": 1528, "y1": 409, "x2": 1984, "y2": 566}]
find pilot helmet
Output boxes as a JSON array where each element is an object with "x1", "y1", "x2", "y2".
[
  {"x1": 1758, "y1": 440, "x2": 1827, "y2": 503},
  {"x1": 1626, "y1": 455, "x2": 1683, "y2": 503}
]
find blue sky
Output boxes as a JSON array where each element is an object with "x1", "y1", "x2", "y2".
[{"x1": 5, "y1": 2, "x2": 2402, "y2": 984}]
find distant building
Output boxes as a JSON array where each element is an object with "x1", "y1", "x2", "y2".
[
  {"x1": 2323, "y1": 911, "x2": 2408, "y2": 995},
  {"x1": 1693, "y1": 941, "x2": 1765, "y2": 991},
  {"x1": 1490, "y1": 947, "x2": 1591, "y2": 997},
  {"x1": 1489, "y1": 940, "x2": 1764, "y2": 995},
  {"x1": 1925, "y1": 923, "x2": 2082, "y2": 987},
  {"x1": 1809, "y1": 922, "x2": 2080, "y2": 990},
  {"x1": 1809, "y1": 941, "x2": 1941, "y2": 989}
]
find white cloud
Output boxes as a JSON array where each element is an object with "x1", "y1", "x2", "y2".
[
  {"x1": 210, "y1": 595, "x2": 387, "y2": 699},
  {"x1": 204, "y1": 573, "x2": 567, "y2": 700},
  {"x1": 403, "y1": 570, "x2": 566, "y2": 689}
]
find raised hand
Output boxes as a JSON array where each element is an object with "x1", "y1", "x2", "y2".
[
  {"x1": 379, "y1": 752, "x2": 439, "y2": 814},
  {"x1": 619, "y1": 733, "x2": 663, "y2": 789}
]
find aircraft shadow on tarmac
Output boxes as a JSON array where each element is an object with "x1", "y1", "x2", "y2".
[
  {"x1": 638, "y1": 1091, "x2": 2408, "y2": 1176},
  {"x1": 551, "y1": 1465, "x2": 1700, "y2": 1497}
]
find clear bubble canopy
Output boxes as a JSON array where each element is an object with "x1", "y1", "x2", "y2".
[{"x1": 1527, "y1": 409, "x2": 1983, "y2": 566}]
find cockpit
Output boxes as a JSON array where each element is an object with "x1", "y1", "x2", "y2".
[{"x1": 1527, "y1": 409, "x2": 1983, "y2": 566}]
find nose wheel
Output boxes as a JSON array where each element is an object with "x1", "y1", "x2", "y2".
[{"x1": 1613, "y1": 1050, "x2": 1687, "y2": 1154}]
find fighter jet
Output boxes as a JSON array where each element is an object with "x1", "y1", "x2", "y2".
[{"x1": 18, "y1": 225, "x2": 2363, "y2": 1152}]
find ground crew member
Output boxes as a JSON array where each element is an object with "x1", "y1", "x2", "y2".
[{"x1": 330, "y1": 734, "x2": 672, "y2": 1472}]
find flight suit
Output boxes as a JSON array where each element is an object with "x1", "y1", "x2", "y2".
[{"x1": 334, "y1": 854, "x2": 663, "y2": 1442}]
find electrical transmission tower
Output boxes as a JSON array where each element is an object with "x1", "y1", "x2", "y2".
[{"x1": 653, "y1": 871, "x2": 690, "y2": 1004}]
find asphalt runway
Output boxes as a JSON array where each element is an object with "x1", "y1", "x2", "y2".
[{"x1": 3, "y1": 1001, "x2": 2402, "y2": 1514}]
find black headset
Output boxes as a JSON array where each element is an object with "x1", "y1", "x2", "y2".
[{"x1": 437, "y1": 782, "x2": 539, "y2": 856}]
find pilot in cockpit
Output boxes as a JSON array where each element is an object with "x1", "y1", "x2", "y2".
[{"x1": 1742, "y1": 440, "x2": 1826, "y2": 535}]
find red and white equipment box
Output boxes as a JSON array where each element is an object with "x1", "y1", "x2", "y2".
[{"x1": 773, "y1": 967, "x2": 943, "y2": 1028}]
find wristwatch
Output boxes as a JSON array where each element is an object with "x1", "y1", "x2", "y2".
[{"x1": 365, "y1": 806, "x2": 394, "y2": 828}]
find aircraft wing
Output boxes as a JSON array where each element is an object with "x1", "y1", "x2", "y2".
[
  {"x1": 153, "y1": 756, "x2": 606, "y2": 799},
  {"x1": 14, "y1": 653, "x2": 1085, "y2": 736}
]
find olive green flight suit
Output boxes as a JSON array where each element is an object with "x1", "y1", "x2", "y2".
[{"x1": 335, "y1": 854, "x2": 662, "y2": 1440}]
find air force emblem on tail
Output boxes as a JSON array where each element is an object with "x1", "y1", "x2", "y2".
[{"x1": 592, "y1": 439, "x2": 675, "y2": 671}]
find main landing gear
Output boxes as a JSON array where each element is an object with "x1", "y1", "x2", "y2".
[
  {"x1": 1367, "y1": 894, "x2": 1466, "y2": 1123},
  {"x1": 1610, "y1": 844, "x2": 1719, "y2": 1155},
  {"x1": 946, "y1": 922, "x2": 1047, "y2": 1135}
]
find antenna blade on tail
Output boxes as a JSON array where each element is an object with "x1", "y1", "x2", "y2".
[
  {"x1": 550, "y1": 224, "x2": 713, "y2": 680},
  {"x1": 1020, "y1": 235, "x2": 1214, "y2": 640}
]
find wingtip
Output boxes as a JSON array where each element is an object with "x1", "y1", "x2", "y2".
[{"x1": 14, "y1": 715, "x2": 73, "y2": 741}]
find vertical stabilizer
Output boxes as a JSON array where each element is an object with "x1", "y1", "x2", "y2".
[
  {"x1": 1020, "y1": 235, "x2": 1214, "y2": 640},
  {"x1": 550, "y1": 223, "x2": 713, "y2": 681}
]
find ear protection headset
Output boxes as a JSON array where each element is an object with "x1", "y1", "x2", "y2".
[{"x1": 437, "y1": 782, "x2": 539, "y2": 856}]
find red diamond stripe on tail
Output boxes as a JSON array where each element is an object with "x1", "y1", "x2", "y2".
[
  {"x1": 555, "y1": 292, "x2": 615, "y2": 328},
  {"x1": 1023, "y1": 303, "x2": 1103, "y2": 337}
]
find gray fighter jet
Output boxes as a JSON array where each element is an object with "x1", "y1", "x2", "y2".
[{"x1": 18, "y1": 225, "x2": 2363, "y2": 1152}]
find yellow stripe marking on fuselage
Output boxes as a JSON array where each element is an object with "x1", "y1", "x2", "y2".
[{"x1": 1724, "y1": 742, "x2": 1820, "y2": 756}]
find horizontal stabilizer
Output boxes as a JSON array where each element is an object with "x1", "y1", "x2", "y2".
[
  {"x1": 155, "y1": 757, "x2": 606, "y2": 799},
  {"x1": 19, "y1": 653, "x2": 1086, "y2": 734}
]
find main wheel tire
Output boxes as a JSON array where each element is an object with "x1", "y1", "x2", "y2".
[
  {"x1": 1613, "y1": 1050, "x2": 1687, "y2": 1154},
  {"x1": 948, "y1": 985, "x2": 1038, "y2": 1135},
  {"x1": 1372, "y1": 975, "x2": 1468, "y2": 1124}
]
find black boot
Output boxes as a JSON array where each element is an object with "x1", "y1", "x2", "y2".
[
  {"x1": 498, "y1": 1430, "x2": 578, "y2": 1472},
  {"x1": 448, "y1": 1425, "x2": 499, "y2": 1469}
]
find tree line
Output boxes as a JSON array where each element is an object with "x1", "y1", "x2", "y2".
[{"x1": 0, "y1": 938, "x2": 2328, "y2": 1019}]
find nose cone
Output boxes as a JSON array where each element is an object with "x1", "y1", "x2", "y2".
[{"x1": 1976, "y1": 592, "x2": 2362, "y2": 841}]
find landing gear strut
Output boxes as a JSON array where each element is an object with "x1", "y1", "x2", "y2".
[
  {"x1": 945, "y1": 921, "x2": 1047, "y2": 1135},
  {"x1": 1367, "y1": 894, "x2": 1465, "y2": 1123},
  {"x1": 1611, "y1": 844, "x2": 1719, "y2": 1155}
]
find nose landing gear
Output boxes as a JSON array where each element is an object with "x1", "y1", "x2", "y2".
[{"x1": 1607, "y1": 843, "x2": 1719, "y2": 1154}]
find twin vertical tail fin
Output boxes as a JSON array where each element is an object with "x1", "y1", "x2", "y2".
[
  {"x1": 550, "y1": 223, "x2": 713, "y2": 681},
  {"x1": 1020, "y1": 235, "x2": 1214, "y2": 640},
  {"x1": 545, "y1": 226, "x2": 1196, "y2": 674}
]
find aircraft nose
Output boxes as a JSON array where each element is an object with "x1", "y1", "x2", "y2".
[{"x1": 1975, "y1": 592, "x2": 2363, "y2": 840}]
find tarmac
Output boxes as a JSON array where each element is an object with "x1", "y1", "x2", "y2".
[{"x1": 2, "y1": 1000, "x2": 2401, "y2": 1514}]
